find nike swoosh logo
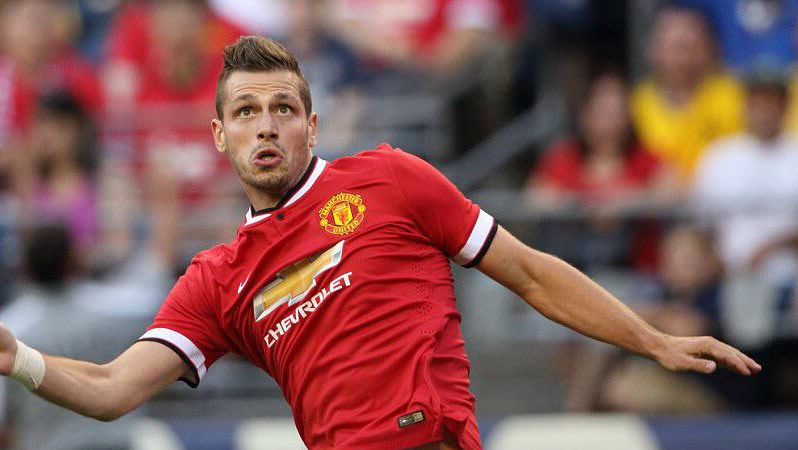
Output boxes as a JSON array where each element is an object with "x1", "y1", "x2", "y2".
[{"x1": 238, "y1": 275, "x2": 250, "y2": 294}]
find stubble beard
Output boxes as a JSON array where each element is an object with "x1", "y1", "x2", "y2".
[
  {"x1": 232, "y1": 146, "x2": 312, "y2": 198},
  {"x1": 237, "y1": 162, "x2": 291, "y2": 194},
  {"x1": 226, "y1": 128, "x2": 313, "y2": 199}
]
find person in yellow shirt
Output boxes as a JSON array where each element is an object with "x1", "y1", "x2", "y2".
[{"x1": 632, "y1": 6, "x2": 745, "y2": 184}]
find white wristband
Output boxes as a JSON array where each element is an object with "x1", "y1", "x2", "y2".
[{"x1": 10, "y1": 340, "x2": 45, "y2": 391}]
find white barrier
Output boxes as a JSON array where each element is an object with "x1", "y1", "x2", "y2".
[
  {"x1": 236, "y1": 418, "x2": 305, "y2": 450},
  {"x1": 486, "y1": 414, "x2": 660, "y2": 450},
  {"x1": 131, "y1": 418, "x2": 186, "y2": 450}
]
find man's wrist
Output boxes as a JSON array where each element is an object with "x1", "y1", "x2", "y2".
[
  {"x1": 639, "y1": 329, "x2": 670, "y2": 362},
  {"x1": 10, "y1": 340, "x2": 45, "y2": 391}
]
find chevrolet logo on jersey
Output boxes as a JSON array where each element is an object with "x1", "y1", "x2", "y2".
[{"x1": 253, "y1": 240, "x2": 345, "y2": 322}]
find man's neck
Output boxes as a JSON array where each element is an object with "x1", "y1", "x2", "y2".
[{"x1": 249, "y1": 193, "x2": 283, "y2": 212}]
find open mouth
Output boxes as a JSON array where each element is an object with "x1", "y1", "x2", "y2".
[{"x1": 252, "y1": 148, "x2": 284, "y2": 168}]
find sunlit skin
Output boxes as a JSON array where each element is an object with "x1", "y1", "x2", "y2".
[{"x1": 211, "y1": 70, "x2": 317, "y2": 211}]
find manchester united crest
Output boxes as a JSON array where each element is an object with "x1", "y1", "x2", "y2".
[{"x1": 319, "y1": 192, "x2": 366, "y2": 235}]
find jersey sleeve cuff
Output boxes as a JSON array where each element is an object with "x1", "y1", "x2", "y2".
[
  {"x1": 138, "y1": 328, "x2": 207, "y2": 388},
  {"x1": 453, "y1": 209, "x2": 498, "y2": 268}
]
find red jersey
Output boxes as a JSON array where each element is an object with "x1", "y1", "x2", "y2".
[{"x1": 140, "y1": 145, "x2": 496, "y2": 449}]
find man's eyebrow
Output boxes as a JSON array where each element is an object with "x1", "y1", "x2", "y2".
[
  {"x1": 273, "y1": 92, "x2": 299, "y2": 102},
  {"x1": 231, "y1": 93, "x2": 257, "y2": 104}
]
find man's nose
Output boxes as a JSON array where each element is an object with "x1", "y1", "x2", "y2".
[{"x1": 257, "y1": 115, "x2": 278, "y2": 140}]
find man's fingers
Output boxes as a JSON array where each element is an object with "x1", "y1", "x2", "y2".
[
  {"x1": 720, "y1": 343, "x2": 761, "y2": 375},
  {"x1": 696, "y1": 358, "x2": 716, "y2": 374},
  {"x1": 680, "y1": 356, "x2": 716, "y2": 374},
  {"x1": 734, "y1": 349, "x2": 762, "y2": 373},
  {"x1": 661, "y1": 336, "x2": 762, "y2": 376},
  {"x1": 704, "y1": 344, "x2": 748, "y2": 374},
  {"x1": 698, "y1": 338, "x2": 757, "y2": 376}
]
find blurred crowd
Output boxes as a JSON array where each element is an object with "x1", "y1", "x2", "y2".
[
  {"x1": 525, "y1": 1, "x2": 798, "y2": 418},
  {"x1": 0, "y1": 0, "x2": 797, "y2": 448}
]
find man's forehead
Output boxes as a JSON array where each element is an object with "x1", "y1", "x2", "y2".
[{"x1": 226, "y1": 70, "x2": 303, "y2": 100}]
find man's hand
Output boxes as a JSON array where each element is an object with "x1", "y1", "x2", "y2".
[
  {"x1": 653, "y1": 335, "x2": 761, "y2": 375},
  {"x1": 0, "y1": 321, "x2": 17, "y2": 376}
]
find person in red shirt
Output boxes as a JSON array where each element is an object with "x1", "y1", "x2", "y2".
[
  {"x1": 0, "y1": 0, "x2": 102, "y2": 128},
  {"x1": 0, "y1": 37, "x2": 761, "y2": 450},
  {"x1": 530, "y1": 74, "x2": 671, "y2": 205},
  {"x1": 331, "y1": 0, "x2": 522, "y2": 76},
  {"x1": 103, "y1": 0, "x2": 246, "y2": 267},
  {"x1": 528, "y1": 73, "x2": 678, "y2": 270},
  {"x1": 0, "y1": 0, "x2": 100, "y2": 184}
]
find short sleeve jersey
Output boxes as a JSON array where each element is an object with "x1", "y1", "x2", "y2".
[{"x1": 140, "y1": 145, "x2": 497, "y2": 450}]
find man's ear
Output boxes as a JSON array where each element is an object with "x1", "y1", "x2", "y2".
[
  {"x1": 308, "y1": 112, "x2": 318, "y2": 148},
  {"x1": 211, "y1": 118, "x2": 226, "y2": 153}
]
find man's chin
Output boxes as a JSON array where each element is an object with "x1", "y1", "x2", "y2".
[{"x1": 243, "y1": 172, "x2": 289, "y2": 193}]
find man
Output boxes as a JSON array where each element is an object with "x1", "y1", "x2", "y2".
[
  {"x1": 104, "y1": 0, "x2": 246, "y2": 269},
  {"x1": 693, "y1": 62, "x2": 798, "y2": 343},
  {"x1": 0, "y1": 37, "x2": 760, "y2": 450},
  {"x1": 631, "y1": 6, "x2": 744, "y2": 183}
]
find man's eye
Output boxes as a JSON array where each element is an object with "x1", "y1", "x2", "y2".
[
  {"x1": 277, "y1": 105, "x2": 292, "y2": 114},
  {"x1": 238, "y1": 107, "x2": 253, "y2": 117}
]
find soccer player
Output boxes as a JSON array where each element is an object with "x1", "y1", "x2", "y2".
[{"x1": 0, "y1": 36, "x2": 761, "y2": 450}]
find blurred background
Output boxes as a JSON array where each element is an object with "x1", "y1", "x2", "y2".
[{"x1": 0, "y1": 0, "x2": 796, "y2": 449}]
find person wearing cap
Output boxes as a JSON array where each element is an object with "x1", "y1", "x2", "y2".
[{"x1": 692, "y1": 60, "x2": 798, "y2": 342}]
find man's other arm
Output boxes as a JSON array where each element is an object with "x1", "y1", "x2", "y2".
[
  {"x1": 0, "y1": 322, "x2": 187, "y2": 421},
  {"x1": 477, "y1": 226, "x2": 761, "y2": 375}
]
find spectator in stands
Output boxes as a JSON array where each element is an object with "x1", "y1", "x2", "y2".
[
  {"x1": 0, "y1": 224, "x2": 142, "y2": 450},
  {"x1": 12, "y1": 93, "x2": 99, "y2": 269},
  {"x1": 639, "y1": 225, "x2": 724, "y2": 340},
  {"x1": 631, "y1": 6, "x2": 744, "y2": 184},
  {"x1": 527, "y1": 73, "x2": 677, "y2": 270},
  {"x1": 104, "y1": 0, "x2": 243, "y2": 106},
  {"x1": 567, "y1": 224, "x2": 728, "y2": 413},
  {"x1": 0, "y1": 0, "x2": 101, "y2": 184},
  {"x1": 329, "y1": 0, "x2": 522, "y2": 79},
  {"x1": 692, "y1": 62, "x2": 798, "y2": 336},
  {"x1": 103, "y1": 0, "x2": 245, "y2": 270}
]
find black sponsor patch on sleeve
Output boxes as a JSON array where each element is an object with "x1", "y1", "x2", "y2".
[{"x1": 397, "y1": 410, "x2": 426, "y2": 428}]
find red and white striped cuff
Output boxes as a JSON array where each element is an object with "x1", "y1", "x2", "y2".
[{"x1": 139, "y1": 328, "x2": 207, "y2": 388}]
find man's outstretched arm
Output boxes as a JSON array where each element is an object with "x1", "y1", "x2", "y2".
[
  {"x1": 477, "y1": 226, "x2": 761, "y2": 375},
  {"x1": 0, "y1": 322, "x2": 187, "y2": 421}
]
